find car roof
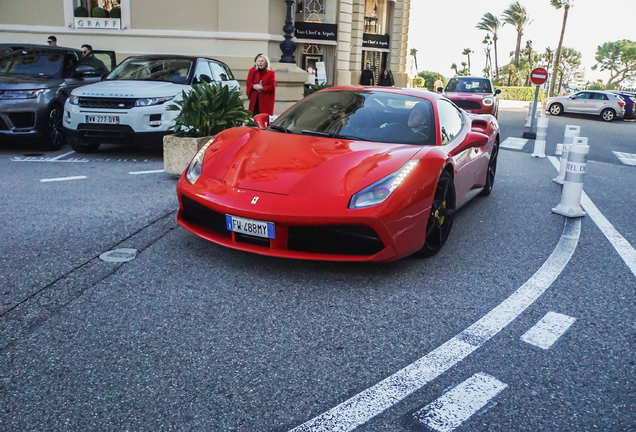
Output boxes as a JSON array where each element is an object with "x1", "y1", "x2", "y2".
[
  {"x1": 0, "y1": 43, "x2": 79, "y2": 53},
  {"x1": 321, "y1": 85, "x2": 446, "y2": 101},
  {"x1": 122, "y1": 54, "x2": 230, "y2": 66}
]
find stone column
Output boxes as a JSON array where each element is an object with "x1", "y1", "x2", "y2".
[
  {"x1": 335, "y1": 0, "x2": 353, "y2": 85},
  {"x1": 348, "y1": 0, "x2": 365, "y2": 85},
  {"x1": 391, "y1": 0, "x2": 410, "y2": 88}
]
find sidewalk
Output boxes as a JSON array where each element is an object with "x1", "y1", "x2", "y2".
[{"x1": 499, "y1": 100, "x2": 531, "y2": 109}]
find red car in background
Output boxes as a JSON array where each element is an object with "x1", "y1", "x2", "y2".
[
  {"x1": 443, "y1": 76, "x2": 501, "y2": 118},
  {"x1": 176, "y1": 87, "x2": 500, "y2": 262}
]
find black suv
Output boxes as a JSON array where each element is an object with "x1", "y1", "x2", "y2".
[{"x1": 0, "y1": 44, "x2": 115, "y2": 150}]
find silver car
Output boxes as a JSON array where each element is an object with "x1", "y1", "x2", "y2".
[{"x1": 544, "y1": 90, "x2": 626, "y2": 122}]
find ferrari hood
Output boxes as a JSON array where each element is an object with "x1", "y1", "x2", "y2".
[{"x1": 201, "y1": 128, "x2": 423, "y2": 196}]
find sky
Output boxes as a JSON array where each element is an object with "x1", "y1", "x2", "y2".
[{"x1": 406, "y1": 0, "x2": 636, "y2": 86}]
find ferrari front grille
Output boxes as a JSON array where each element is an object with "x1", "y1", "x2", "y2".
[
  {"x1": 181, "y1": 195, "x2": 231, "y2": 237},
  {"x1": 288, "y1": 225, "x2": 384, "y2": 256},
  {"x1": 452, "y1": 100, "x2": 483, "y2": 110}
]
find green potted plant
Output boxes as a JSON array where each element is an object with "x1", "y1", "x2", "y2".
[
  {"x1": 74, "y1": 6, "x2": 89, "y2": 17},
  {"x1": 91, "y1": 6, "x2": 106, "y2": 17},
  {"x1": 163, "y1": 81, "x2": 253, "y2": 175},
  {"x1": 109, "y1": 7, "x2": 121, "y2": 18}
]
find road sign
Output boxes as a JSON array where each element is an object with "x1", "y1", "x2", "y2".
[{"x1": 530, "y1": 67, "x2": 548, "y2": 85}]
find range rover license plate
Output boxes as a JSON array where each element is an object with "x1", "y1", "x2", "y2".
[
  {"x1": 85, "y1": 115, "x2": 119, "y2": 124},
  {"x1": 226, "y1": 215, "x2": 275, "y2": 239}
]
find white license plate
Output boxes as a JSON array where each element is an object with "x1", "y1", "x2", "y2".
[
  {"x1": 226, "y1": 215, "x2": 275, "y2": 239},
  {"x1": 85, "y1": 115, "x2": 119, "y2": 124}
]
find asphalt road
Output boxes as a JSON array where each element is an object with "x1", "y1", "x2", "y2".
[{"x1": 0, "y1": 109, "x2": 634, "y2": 432}]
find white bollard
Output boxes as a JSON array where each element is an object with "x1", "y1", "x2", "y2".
[
  {"x1": 525, "y1": 101, "x2": 535, "y2": 127},
  {"x1": 557, "y1": 125, "x2": 579, "y2": 155},
  {"x1": 552, "y1": 137, "x2": 589, "y2": 218},
  {"x1": 531, "y1": 116, "x2": 548, "y2": 158},
  {"x1": 553, "y1": 144, "x2": 569, "y2": 184}
]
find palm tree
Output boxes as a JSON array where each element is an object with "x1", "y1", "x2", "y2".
[
  {"x1": 501, "y1": 2, "x2": 532, "y2": 66},
  {"x1": 410, "y1": 48, "x2": 419, "y2": 74},
  {"x1": 476, "y1": 12, "x2": 501, "y2": 78},
  {"x1": 549, "y1": 0, "x2": 573, "y2": 97},
  {"x1": 462, "y1": 48, "x2": 473, "y2": 74},
  {"x1": 451, "y1": 63, "x2": 458, "y2": 75}
]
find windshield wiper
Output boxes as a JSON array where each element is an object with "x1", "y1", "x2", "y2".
[
  {"x1": 301, "y1": 129, "x2": 372, "y2": 142},
  {"x1": 269, "y1": 125, "x2": 293, "y2": 134}
]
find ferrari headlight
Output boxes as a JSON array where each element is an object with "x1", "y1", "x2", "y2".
[
  {"x1": 349, "y1": 160, "x2": 419, "y2": 209},
  {"x1": 482, "y1": 97, "x2": 494, "y2": 106},
  {"x1": 135, "y1": 96, "x2": 174, "y2": 107},
  {"x1": 0, "y1": 89, "x2": 44, "y2": 100},
  {"x1": 185, "y1": 138, "x2": 214, "y2": 185},
  {"x1": 68, "y1": 94, "x2": 80, "y2": 105}
]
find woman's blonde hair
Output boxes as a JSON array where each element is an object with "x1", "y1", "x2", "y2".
[{"x1": 255, "y1": 54, "x2": 271, "y2": 71}]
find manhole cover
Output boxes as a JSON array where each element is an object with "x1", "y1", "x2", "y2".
[{"x1": 99, "y1": 248, "x2": 138, "y2": 262}]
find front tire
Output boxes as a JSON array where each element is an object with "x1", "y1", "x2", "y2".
[
  {"x1": 416, "y1": 171, "x2": 456, "y2": 258},
  {"x1": 40, "y1": 104, "x2": 64, "y2": 151},
  {"x1": 480, "y1": 137, "x2": 499, "y2": 196},
  {"x1": 69, "y1": 136, "x2": 101, "y2": 153},
  {"x1": 601, "y1": 108, "x2": 615, "y2": 122},
  {"x1": 549, "y1": 103, "x2": 563, "y2": 116}
]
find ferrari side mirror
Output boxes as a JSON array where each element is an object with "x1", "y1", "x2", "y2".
[{"x1": 253, "y1": 113, "x2": 270, "y2": 130}]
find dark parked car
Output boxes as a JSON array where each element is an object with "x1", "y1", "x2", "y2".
[
  {"x1": 611, "y1": 91, "x2": 636, "y2": 119},
  {"x1": 0, "y1": 44, "x2": 115, "y2": 149}
]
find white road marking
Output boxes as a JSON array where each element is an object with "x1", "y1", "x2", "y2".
[
  {"x1": 50, "y1": 150, "x2": 76, "y2": 160},
  {"x1": 413, "y1": 373, "x2": 508, "y2": 432},
  {"x1": 612, "y1": 151, "x2": 636, "y2": 166},
  {"x1": 500, "y1": 137, "x2": 528, "y2": 149},
  {"x1": 289, "y1": 218, "x2": 580, "y2": 432},
  {"x1": 549, "y1": 156, "x2": 636, "y2": 279},
  {"x1": 12, "y1": 156, "x2": 89, "y2": 163},
  {"x1": 128, "y1": 169, "x2": 165, "y2": 175},
  {"x1": 40, "y1": 175, "x2": 87, "y2": 183},
  {"x1": 521, "y1": 312, "x2": 576, "y2": 349}
]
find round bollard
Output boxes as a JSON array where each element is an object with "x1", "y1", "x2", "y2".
[
  {"x1": 563, "y1": 125, "x2": 580, "y2": 145},
  {"x1": 531, "y1": 116, "x2": 548, "y2": 158},
  {"x1": 552, "y1": 137, "x2": 589, "y2": 217},
  {"x1": 525, "y1": 101, "x2": 535, "y2": 127},
  {"x1": 553, "y1": 144, "x2": 569, "y2": 184}
]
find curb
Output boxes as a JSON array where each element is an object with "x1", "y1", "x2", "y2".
[{"x1": 499, "y1": 100, "x2": 531, "y2": 109}]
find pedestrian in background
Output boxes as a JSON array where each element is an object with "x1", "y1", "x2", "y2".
[
  {"x1": 360, "y1": 62, "x2": 375, "y2": 86},
  {"x1": 47, "y1": 35, "x2": 57, "y2": 46},
  {"x1": 378, "y1": 69, "x2": 394, "y2": 86},
  {"x1": 434, "y1": 76, "x2": 443, "y2": 93},
  {"x1": 246, "y1": 54, "x2": 276, "y2": 116}
]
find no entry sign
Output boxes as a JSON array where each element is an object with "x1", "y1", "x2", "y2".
[{"x1": 530, "y1": 67, "x2": 548, "y2": 85}]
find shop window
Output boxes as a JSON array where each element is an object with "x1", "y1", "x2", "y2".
[
  {"x1": 74, "y1": 0, "x2": 121, "y2": 17},
  {"x1": 364, "y1": 0, "x2": 388, "y2": 35}
]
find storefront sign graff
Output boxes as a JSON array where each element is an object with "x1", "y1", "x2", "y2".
[
  {"x1": 295, "y1": 22, "x2": 338, "y2": 42},
  {"x1": 74, "y1": 18, "x2": 121, "y2": 29},
  {"x1": 362, "y1": 33, "x2": 390, "y2": 49}
]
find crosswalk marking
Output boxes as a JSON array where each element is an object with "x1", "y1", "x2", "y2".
[
  {"x1": 40, "y1": 175, "x2": 87, "y2": 183},
  {"x1": 613, "y1": 151, "x2": 636, "y2": 166},
  {"x1": 413, "y1": 373, "x2": 508, "y2": 432},
  {"x1": 500, "y1": 137, "x2": 528, "y2": 149},
  {"x1": 521, "y1": 312, "x2": 576, "y2": 349}
]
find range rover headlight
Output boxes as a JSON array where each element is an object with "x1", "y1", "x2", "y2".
[
  {"x1": 349, "y1": 160, "x2": 419, "y2": 209},
  {"x1": 68, "y1": 94, "x2": 80, "y2": 105},
  {"x1": 0, "y1": 89, "x2": 45, "y2": 100},
  {"x1": 135, "y1": 96, "x2": 174, "y2": 107},
  {"x1": 482, "y1": 97, "x2": 494, "y2": 106},
  {"x1": 185, "y1": 138, "x2": 214, "y2": 185}
]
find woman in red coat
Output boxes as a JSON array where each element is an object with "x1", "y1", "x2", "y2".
[{"x1": 246, "y1": 54, "x2": 276, "y2": 115}]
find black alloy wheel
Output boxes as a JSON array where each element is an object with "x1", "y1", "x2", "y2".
[
  {"x1": 549, "y1": 103, "x2": 563, "y2": 116},
  {"x1": 480, "y1": 138, "x2": 499, "y2": 196},
  {"x1": 416, "y1": 171, "x2": 456, "y2": 258},
  {"x1": 41, "y1": 104, "x2": 64, "y2": 150},
  {"x1": 601, "y1": 108, "x2": 616, "y2": 122}
]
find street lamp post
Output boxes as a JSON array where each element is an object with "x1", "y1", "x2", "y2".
[{"x1": 280, "y1": 0, "x2": 297, "y2": 63}]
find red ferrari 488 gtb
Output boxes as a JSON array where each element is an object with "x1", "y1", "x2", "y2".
[{"x1": 176, "y1": 86, "x2": 500, "y2": 262}]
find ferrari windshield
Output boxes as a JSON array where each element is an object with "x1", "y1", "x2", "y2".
[
  {"x1": 0, "y1": 49, "x2": 64, "y2": 77},
  {"x1": 445, "y1": 77, "x2": 492, "y2": 93},
  {"x1": 270, "y1": 90, "x2": 436, "y2": 146},
  {"x1": 105, "y1": 58, "x2": 194, "y2": 84}
]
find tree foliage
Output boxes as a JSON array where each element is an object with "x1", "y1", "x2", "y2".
[
  {"x1": 592, "y1": 39, "x2": 636, "y2": 88},
  {"x1": 549, "y1": 0, "x2": 573, "y2": 97},
  {"x1": 167, "y1": 81, "x2": 252, "y2": 137},
  {"x1": 476, "y1": 12, "x2": 501, "y2": 77},
  {"x1": 501, "y1": 2, "x2": 532, "y2": 66},
  {"x1": 417, "y1": 71, "x2": 447, "y2": 91}
]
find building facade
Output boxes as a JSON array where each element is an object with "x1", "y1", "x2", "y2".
[{"x1": 0, "y1": 0, "x2": 410, "y2": 114}]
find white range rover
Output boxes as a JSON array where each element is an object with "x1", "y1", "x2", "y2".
[{"x1": 63, "y1": 55, "x2": 239, "y2": 152}]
